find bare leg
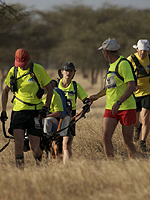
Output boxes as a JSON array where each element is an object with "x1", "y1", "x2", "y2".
[
  {"x1": 29, "y1": 134, "x2": 42, "y2": 164},
  {"x1": 134, "y1": 112, "x2": 140, "y2": 128},
  {"x1": 14, "y1": 129, "x2": 25, "y2": 169},
  {"x1": 140, "y1": 108, "x2": 150, "y2": 141},
  {"x1": 52, "y1": 140, "x2": 59, "y2": 159},
  {"x1": 102, "y1": 118, "x2": 118, "y2": 160},
  {"x1": 63, "y1": 135, "x2": 74, "y2": 164},
  {"x1": 14, "y1": 129, "x2": 24, "y2": 155},
  {"x1": 122, "y1": 124, "x2": 137, "y2": 159},
  {"x1": 63, "y1": 136, "x2": 69, "y2": 164}
]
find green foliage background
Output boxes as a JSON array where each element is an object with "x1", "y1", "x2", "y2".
[{"x1": 0, "y1": 1, "x2": 150, "y2": 83}]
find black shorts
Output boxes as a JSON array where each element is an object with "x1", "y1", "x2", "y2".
[
  {"x1": 135, "y1": 95, "x2": 150, "y2": 112},
  {"x1": 9, "y1": 110, "x2": 42, "y2": 137}
]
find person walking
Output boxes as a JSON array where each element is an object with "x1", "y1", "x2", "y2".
[
  {"x1": 1, "y1": 48, "x2": 53, "y2": 169},
  {"x1": 127, "y1": 39, "x2": 150, "y2": 152},
  {"x1": 89, "y1": 38, "x2": 137, "y2": 160},
  {"x1": 57, "y1": 62, "x2": 89, "y2": 164}
]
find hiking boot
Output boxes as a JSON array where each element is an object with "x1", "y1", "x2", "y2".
[
  {"x1": 16, "y1": 154, "x2": 24, "y2": 170},
  {"x1": 134, "y1": 123, "x2": 142, "y2": 142},
  {"x1": 140, "y1": 140, "x2": 146, "y2": 152}
]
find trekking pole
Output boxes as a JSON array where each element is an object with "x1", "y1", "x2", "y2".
[
  {"x1": 55, "y1": 101, "x2": 92, "y2": 134},
  {"x1": 2, "y1": 120, "x2": 14, "y2": 139},
  {"x1": 0, "y1": 140, "x2": 10, "y2": 152},
  {"x1": 0, "y1": 120, "x2": 14, "y2": 153}
]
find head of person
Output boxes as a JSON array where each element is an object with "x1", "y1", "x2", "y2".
[
  {"x1": 14, "y1": 48, "x2": 30, "y2": 69},
  {"x1": 133, "y1": 39, "x2": 150, "y2": 59},
  {"x1": 58, "y1": 62, "x2": 76, "y2": 79},
  {"x1": 98, "y1": 38, "x2": 120, "y2": 61}
]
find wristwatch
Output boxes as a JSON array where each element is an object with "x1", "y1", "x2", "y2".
[{"x1": 117, "y1": 101, "x2": 122, "y2": 106}]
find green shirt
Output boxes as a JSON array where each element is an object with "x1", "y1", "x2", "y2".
[
  {"x1": 105, "y1": 56, "x2": 136, "y2": 110},
  {"x1": 5, "y1": 63, "x2": 51, "y2": 111},
  {"x1": 43, "y1": 90, "x2": 63, "y2": 113},
  {"x1": 58, "y1": 79, "x2": 88, "y2": 110}
]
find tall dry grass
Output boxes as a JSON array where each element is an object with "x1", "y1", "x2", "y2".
[{"x1": 0, "y1": 70, "x2": 150, "y2": 200}]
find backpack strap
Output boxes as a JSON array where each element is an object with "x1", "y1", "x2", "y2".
[
  {"x1": 72, "y1": 81, "x2": 77, "y2": 102},
  {"x1": 131, "y1": 54, "x2": 148, "y2": 77},
  {"x1": 14, "y1": 66, "x2": 18, "y2": 78},
  {"x1": 107, "y1": 58, "x2": 125, "y2": 81},
  {"x1": 29, "y1": 63, "x2": 41, "y2": 90},
  {"x1": 109, "y1": 58, "x2": 137, "y2": 85},
  {"x1": 115, "y1": 58, "x2": 124, "y2": 82}
]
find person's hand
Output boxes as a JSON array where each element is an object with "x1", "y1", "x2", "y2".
[
  {"x1": 89, "y1": 95, "x2": 98, "y2": 102},
  {"x1": 134, "y1": 86, "x2": 139, "y2": 92},
  {"x1": 82, "y1": 103, "x2": 90, "y2": 113},
  {"x1": 39, "y1": 106, "x2": 49, "y2": 118},
  {"x1": 0, "y1": 111, "x2": 8, "y2": 122},
  {"x1": 111, "y1": 103, "x2": 120, "y2": 115}
]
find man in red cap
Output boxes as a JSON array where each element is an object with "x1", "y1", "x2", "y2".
[
  {"x1": 1, "y1": 48, "x2": 53, "y2": 169},
  {"x1": 15, "y1": 48, "x2": 30, "y2": 68}
]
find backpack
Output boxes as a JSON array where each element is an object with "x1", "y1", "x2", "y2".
[
  {"x1": 11, "y1": 63, "x2": 44, "y2": 107},
  {"x1": 131, "y1": 54, "x2": 150, "y2": 79},
  {"x1": 53, "y1": 87, "x2": 71, "y2": 116},
  {"x1": 107, "y1": 58, "x2": 137, "y2": 85},
  {"x1": 50, "y1": 79, "x2": 73, "y2": 116}
]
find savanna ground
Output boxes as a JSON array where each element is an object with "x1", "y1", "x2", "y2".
[{"x1": 0, "y1": 70, "x2": 150, "y2": 200}]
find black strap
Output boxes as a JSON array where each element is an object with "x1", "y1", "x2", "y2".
[
  {"x1": 14, "y1": 66, "x2": 30, "y2": 80},
  {"x1": 29, "y1": 63, "x2": 41, "y2": 89},
  {"x1": 131, "y1": 54, "x2": 149, "y2": 77},
  {"x1": 108, "y1": 58, "x2": 137, "y2": 85},
  {"x1": 14, "y1": 63, "x2": 42, "y2": 90},
  {"x1": 14, "y1": 96, "x2": 42, "y2": 107},
  {"x1": 115, "y1": 59, "x2": 124, "y2": 81},
  {"x1": 107, "y1": 58, "x2": 125, "y2": 81},
  {"x1": 72, "y1": 81, "x2": 77, "y2": 102}
]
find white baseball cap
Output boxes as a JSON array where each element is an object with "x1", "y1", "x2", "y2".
[
  {"x1": 98, "y1": 38, "x2": 120, "y2": 51},
  {"x1": 133, "y1": 39, "x2": 150, "y2": 51}
]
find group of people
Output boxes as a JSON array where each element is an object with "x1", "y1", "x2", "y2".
[
  {"x1": 89, "y1": 38, "x2": 150, "y2": 160},
  {"x1": 0, "y1": 49, "x2": 88, "y2": 169},
  {"x1": 0, "y1": 37, "x2": 150, "y2": 168}
]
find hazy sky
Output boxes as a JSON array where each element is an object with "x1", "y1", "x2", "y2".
[{"x1": 5, "y1": 0, "x2": 150, "y2": 10}]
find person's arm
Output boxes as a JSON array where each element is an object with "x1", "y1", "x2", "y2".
[
  {"x1": 43, "y1": 82, "x2": 53, "y2": 108},
  {"x1": 46, "y1": 111, "x2": 61, "y2": 118},
  {"x1": 1, "y1": 84, "x2": 10, "y2": 111},
  {"x1": 111, "y1": 81, "x2": 136, "y2": 115},
  {"x1": 89, "y1": 88, "x2": 106, "y2": 102},
  {"x1": 1, "y1": 84, "x2": 10, "y2": 121}
]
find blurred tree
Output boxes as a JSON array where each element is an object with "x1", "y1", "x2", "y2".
[{"x1": 0, "y1": 2, "x2": 150, "y2": 87}]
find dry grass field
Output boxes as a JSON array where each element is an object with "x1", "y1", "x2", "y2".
[{"x1": 0, "y1": 70, "x2": 150, "y2": 200}]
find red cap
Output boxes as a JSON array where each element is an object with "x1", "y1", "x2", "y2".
[{"x1": 14, "y1": 48, "x2": 30, "y2": 67}]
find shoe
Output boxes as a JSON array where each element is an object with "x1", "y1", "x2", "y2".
[
  {"x1": 140, "y1": 140, "x2": 146, "y2": 152},
  {"x1": 134, "y1": 123, "x2": 142, "y2": 142}
]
